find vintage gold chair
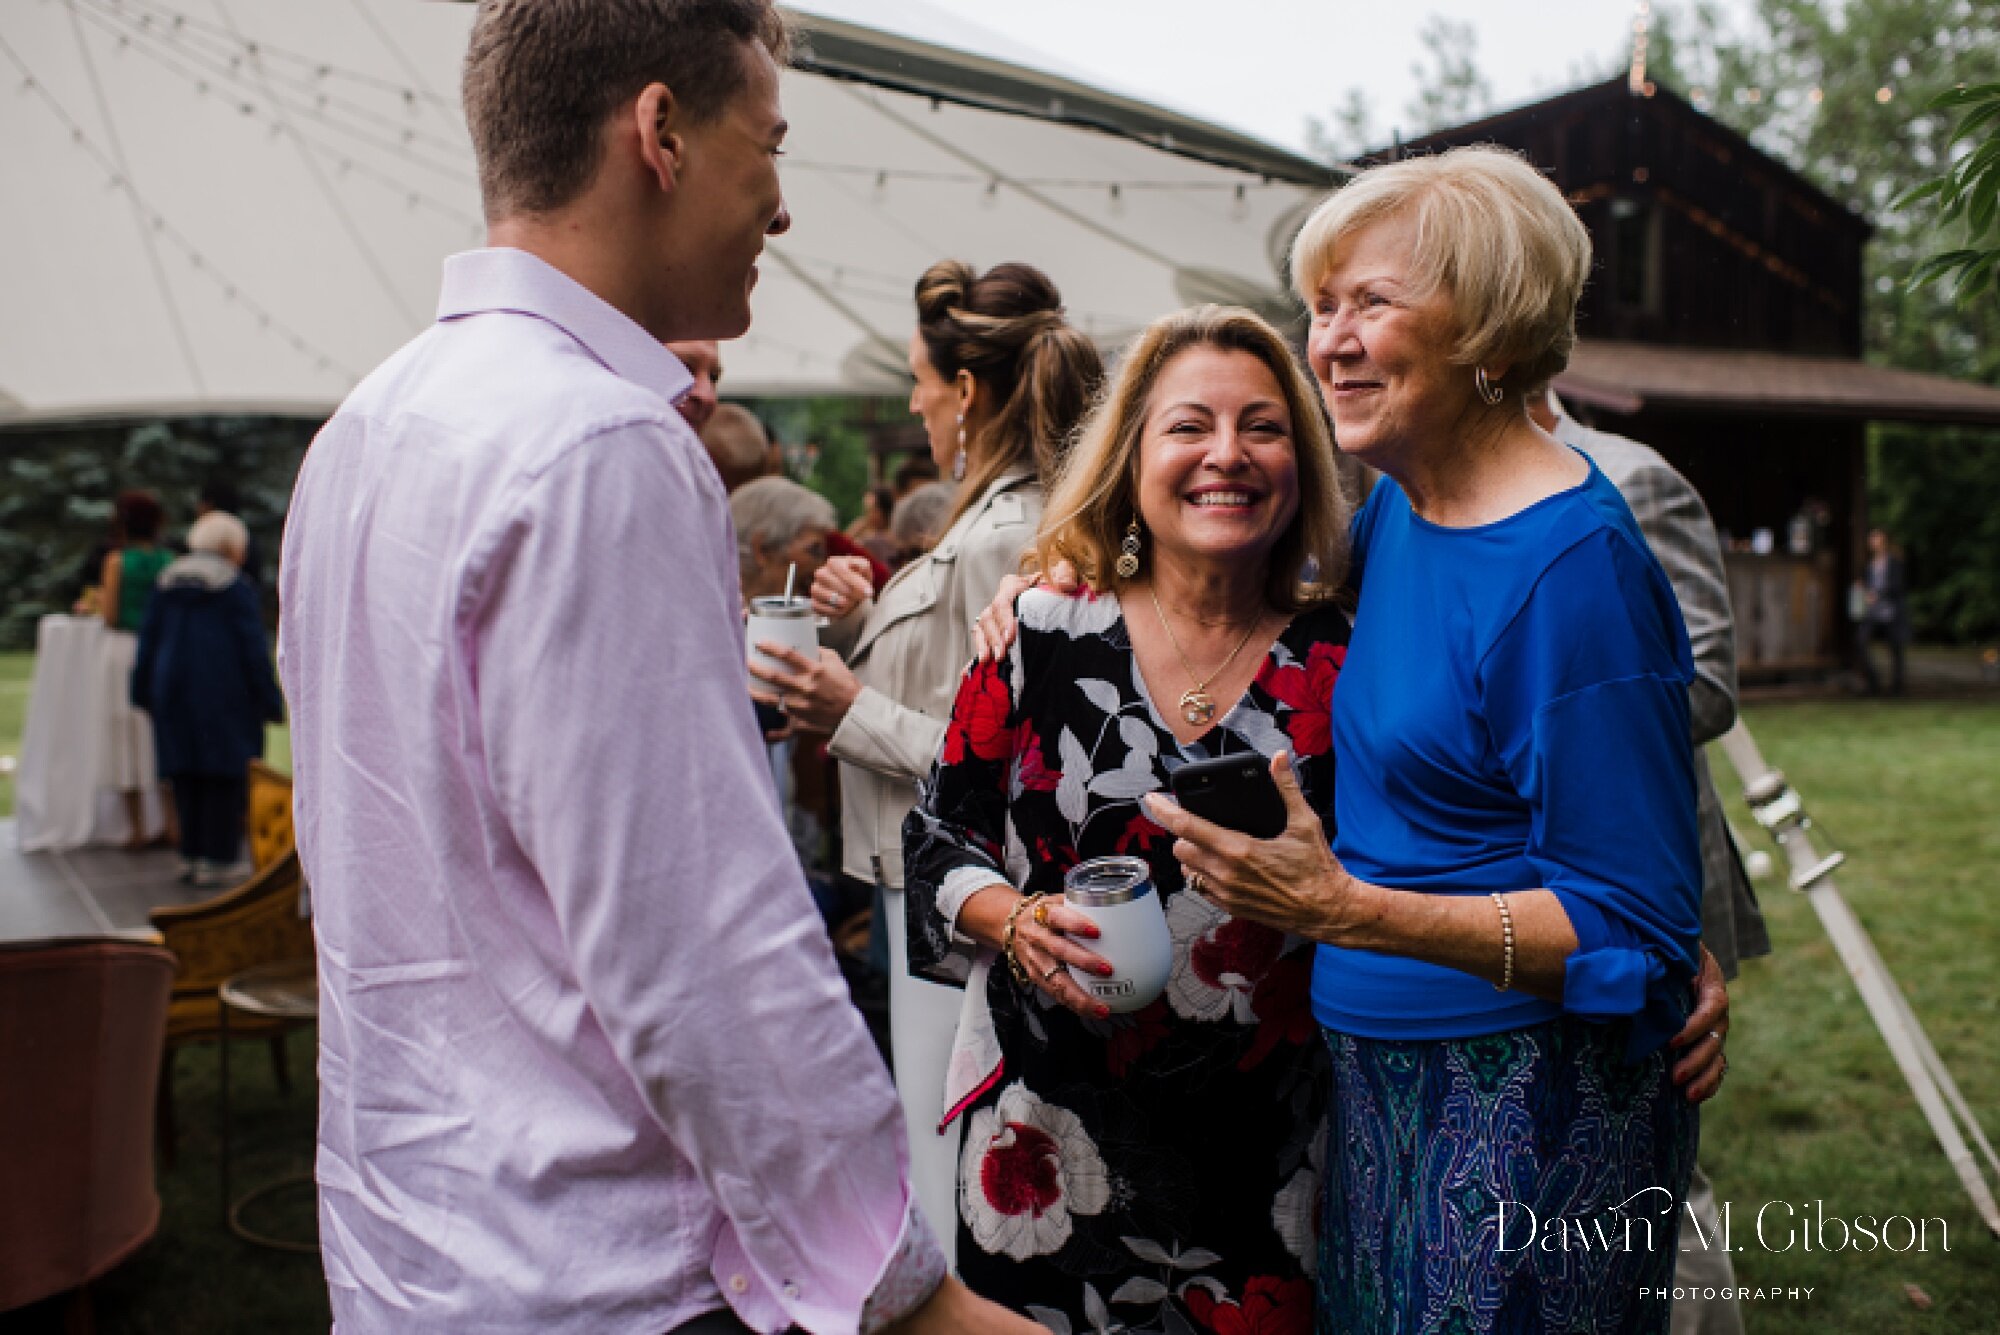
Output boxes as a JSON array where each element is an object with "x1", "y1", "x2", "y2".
[
  {"x1": 246, "y1": 758, "x2": 295, "y2": 872},
  {"x1": 150, "y1": 782, "x2": 312, "y2": 1161}
]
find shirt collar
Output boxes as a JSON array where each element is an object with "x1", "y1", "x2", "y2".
[{"x1": 436, "y1": 248, "x2": 694, "y2": 408}]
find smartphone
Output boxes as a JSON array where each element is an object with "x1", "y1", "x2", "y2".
[
  {"x1": 752, "y1": 696, "x2": 787, "y2": 735},
  {"x1": 1167, "y1": 753, "x2": 1286, "y2": 839}
]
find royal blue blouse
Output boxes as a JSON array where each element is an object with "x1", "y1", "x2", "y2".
[{"x1": 1313, "y1": 460, "x2": 1702, "y2": 1056}]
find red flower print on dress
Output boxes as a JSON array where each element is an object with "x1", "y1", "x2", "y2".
[
  {"x1": 1103, "y1": 997, "x2": 1172, "y2": 1079},
  {"x1": 1032, "y1": 836, "x2": 1080, "y2": 874},
  {"x1": 1254, "y1": 643, "x2": 1344, "y2": 758},
  {"x1": 1236, "y1": 952, "x2": 1314, "y2": 1072},
  {"x1": 1015, "y1": 731, "x2": 1062, "y2": 792},
  {"x1": 960, "y1": 1082, "x2": 1111, "y2": 1260},
  {"x1": 1113, "y1": 812, "x2": 1167, "y2": 855},
  {"x1": 945, "y1": 658, "x2": 1016, "y2": 765},
  {"x1": 1182, "y1": 1276, "x2": 1313, "y2": 1335},
  {"x1": 1167, "y1": 893, "x2": 1287, "y2": 1024}
]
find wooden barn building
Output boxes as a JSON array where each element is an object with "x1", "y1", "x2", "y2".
[{"x1": 1377, "y1": 75, "x2": 2000, "y2": 676}]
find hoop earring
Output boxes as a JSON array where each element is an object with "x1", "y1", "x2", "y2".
[
  {"x1": 1114, "y1": 517, "x2": 1143, "y2": 579},
  {"x1": 953, "y1": 413, "x2": 967, "y2": 481},
  {"x1": 1474, "y1": 366, "x2": 1505, "y2": 406}
]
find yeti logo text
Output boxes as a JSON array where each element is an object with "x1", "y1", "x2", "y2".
[{"x1": 1088, "y1": 978, "x2": 1134, "y2": 998}]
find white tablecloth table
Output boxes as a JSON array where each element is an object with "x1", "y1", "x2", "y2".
[{"x1": 13, "y1": 614, "x2": 166, "y2": 853}]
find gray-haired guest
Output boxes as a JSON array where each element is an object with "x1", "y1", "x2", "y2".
[
  {"x1": 731, "y1": 475, "x2": 835, "y2": 600},
  {"x1": 132, "y1": 511, "x2": 284, "y2": 884},
  {"x1": 886, "y1": 480, "x2": 956, "y2": 567}
]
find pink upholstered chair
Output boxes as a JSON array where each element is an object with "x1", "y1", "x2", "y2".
[{"x1": 0, "y1": 935, "x2": 176, "y2": 1326}]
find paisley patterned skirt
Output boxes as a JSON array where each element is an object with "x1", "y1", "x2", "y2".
[{"x1": 1317, "y1": 1018, "x2": 1697, "y2": 1335}]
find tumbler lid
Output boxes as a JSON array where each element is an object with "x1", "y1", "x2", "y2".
[
  {"x1": 1063, "y1": 856, "x2": 1154, "y2": 907},
  {"x1": 748, "y1": 595, "x2": 814, "y2": 619}
]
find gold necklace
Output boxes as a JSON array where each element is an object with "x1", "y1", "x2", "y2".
[{"x1": 1148, "y1": 585, "x2": 1261, "y2": 728}]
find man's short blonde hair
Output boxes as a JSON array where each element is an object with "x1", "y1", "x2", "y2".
[{"x1": 1289, "y1": 145, "x2": 1592, "y2": 394}]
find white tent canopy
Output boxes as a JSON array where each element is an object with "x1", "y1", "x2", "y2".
[{"x1": 0, "y1": 0, "x2": 1336, "y2": 420}]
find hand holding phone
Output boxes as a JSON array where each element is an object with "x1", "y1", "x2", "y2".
[{"x1": 1166, "y1": 753, "x2": 1287, "y2": 839}]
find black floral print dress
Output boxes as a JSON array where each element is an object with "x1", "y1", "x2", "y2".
[{"x1": 903, "y1": 588, "x2": 1351, "y2": 1335}]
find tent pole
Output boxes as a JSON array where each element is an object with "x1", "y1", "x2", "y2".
[{"x1": 1717, "y1": 721, "x2": 2000, "y2": 1238}]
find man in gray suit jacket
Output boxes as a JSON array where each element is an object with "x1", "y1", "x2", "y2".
[{"x1": 1530, "y1": 389, "x2": 1771, "y2": 1335}]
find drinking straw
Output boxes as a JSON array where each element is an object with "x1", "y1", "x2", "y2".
[{"x1": 783, "y1": 563, "x2": 797, "y2": 602}]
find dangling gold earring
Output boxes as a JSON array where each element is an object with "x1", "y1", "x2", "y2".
[
  {"x1": 1115, "y1": 517, "x2": 1142, "y2": 578},
  {"x1": 1474, "y1": 366, "x2": 1504, "y2": 406},
  {"x1": 953, "y1": 412, "x2": 967, "y2": 481}
]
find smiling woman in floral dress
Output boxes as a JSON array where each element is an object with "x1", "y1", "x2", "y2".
[{"x1": 902, "y1": 306, "x2": 1351, "y2": 1334}]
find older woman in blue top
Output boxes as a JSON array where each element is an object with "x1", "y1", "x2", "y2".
[{"x1": 1142, "y1": 147, "x2": 1711, "y2": 1334}]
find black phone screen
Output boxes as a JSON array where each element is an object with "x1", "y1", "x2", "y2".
[{"x1": 1167, "y1": 753, "x2": 1286, "y2": 839}]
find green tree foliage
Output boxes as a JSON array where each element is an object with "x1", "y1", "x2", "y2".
[
  {"x1": 746, "y1": 396, "x2": 905, "y2": 524},
  {"x1": 0, "y1": 416, "x2": 314, "y2": 650},
  {"x1": 1653, "y1": 0, "x2": 2000, "y2": 643},
  {"x1": 1306, "y1": 15, "x2": 1492, "y2": 163},
  {"x1": 1899, "y1": 81, "x2": 2000, "y2": 298}
]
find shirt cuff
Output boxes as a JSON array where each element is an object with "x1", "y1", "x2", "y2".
[
  {"x1": 1554, "y1": 887, "x2": 1689, "y2": 1058},
  {"x1": 938, "y1": 865, "x2": 1013, "y2": 944},
  {"x1": 858, "y1": 1200, "x2": 948, "y2": 1334}
]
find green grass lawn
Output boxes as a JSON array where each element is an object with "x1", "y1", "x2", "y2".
[
  {"x1": 0, "y1": 653, "x2": 29, "y2": 819},
  {"x1": 1703, "y1": 699, "x2": 2000, "y2": 1333},
  {"x1": 0, "y1": 649, "x2": 1993, "y2": 1331}
]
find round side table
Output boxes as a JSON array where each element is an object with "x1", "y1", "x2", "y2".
[{"x1": 218, "y1": 958, "x2": 319, "y2": 1253}]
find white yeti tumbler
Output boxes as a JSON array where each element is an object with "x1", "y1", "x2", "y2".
[{"x1": 1062, "y1": 856, "x2": 1172, "y2": 1014}]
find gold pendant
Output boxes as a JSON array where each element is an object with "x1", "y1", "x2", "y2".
[{"x1": 1180, "y1": 688, "x2": 1216, "y2": 727}]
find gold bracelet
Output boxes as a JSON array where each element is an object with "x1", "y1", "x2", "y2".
[
  {"x1": 1002, "y1": 894, "x2": 1043, "y2": 986},
  {"x1": 1490, "y1": 891, "x2": 1515, "y2": 992}
]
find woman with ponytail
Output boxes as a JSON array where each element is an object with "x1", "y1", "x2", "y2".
[{"x1": 748, "y1": 260, "x2": 1102, "y2": 1254}]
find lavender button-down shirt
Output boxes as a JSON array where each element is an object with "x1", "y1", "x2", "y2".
[{"x1": 278, "y1": 248, "x2": 943, "y2": 1334}]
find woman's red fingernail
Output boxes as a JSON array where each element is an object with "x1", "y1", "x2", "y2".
[{"x1": 1096, "y1": 1005, "x2": 1111, "y2": 1018}]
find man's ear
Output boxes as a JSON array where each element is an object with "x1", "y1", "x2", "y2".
[{"x1": 633, "y1": 82, "x2": 683, "y2": 194}]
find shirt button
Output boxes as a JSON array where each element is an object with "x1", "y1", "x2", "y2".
[
  {"x1": 783, "y1": 1282, "x2": 801, "y2": 1300},
  {"x1": 728, "y1": 1274, "x2": 748, "y2": 1294}
]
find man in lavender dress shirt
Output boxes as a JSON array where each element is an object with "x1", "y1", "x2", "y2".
[{"x1": 279, "y1": 3, "x2": 1032, "y2": 1331}]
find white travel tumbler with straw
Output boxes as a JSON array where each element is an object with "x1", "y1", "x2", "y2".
[
  {"x1": 746, "y1": 564, "x2": 818, "y2": 694},
  {"x1": 1062, "y1": 856, "x2": 1173, "y2": 1014}
]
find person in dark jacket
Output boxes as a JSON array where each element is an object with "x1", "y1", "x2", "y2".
[{"x1": 133, "y1": 510, "x2": 286, "y2": 884}]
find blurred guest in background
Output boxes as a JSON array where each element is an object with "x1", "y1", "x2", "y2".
[
  {"x1": 892, "y1": 454, "x2": 940, "y2": 500},
  {"x1": 194, "y1": 479, "x2": 263, "y2": 597},
  {"x1": 666, "y1": 339, "x2": 722, "y2": 432},
  {"x1": 133, "y1": 511, "x2": 284, "y2": 884},
  {"x1": 701, "y1": 402, "x2": 780, "y2": 492},
  {"x1": 1855, "y1": 526, "x2": 1909, "y2": 696},
  {"x1": 99, "y1": 489, "x2": 174, "y2": 848},
  {"x1": 848, "y1": 484, "x2": 894, "y2": 539},
  {"x1": 731, "y1": 475, "x2": 835, "y2": 603},
  {"x1": 886, "y1": 480, "x2": 956, "y2": 568}
]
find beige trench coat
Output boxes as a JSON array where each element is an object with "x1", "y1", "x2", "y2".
[{"x1": 824, "y1": 467, "x2": 1040, "y2": 889}]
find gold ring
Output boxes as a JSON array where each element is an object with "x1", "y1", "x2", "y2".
[
  {"x1": 1041, "y1": 962, "x2": 1061, "y2": 982},
  {"x1": 1032, "y1": 898, "x2": 1052, "y2": 927},
  {"x1": 1187, "y1": 870, "x2": 1205, "y2": 894}
]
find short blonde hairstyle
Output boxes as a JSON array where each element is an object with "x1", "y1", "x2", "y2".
[
  {"x1": 188, "y1": 510, "x2": 248, "y2": 559},
  {"x1": 1289, "y1": 145, "x2": 1591, "y2": 393},
  {"x1": 1036, "y1": 306, "x2": 1349, "y2": 612}
]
